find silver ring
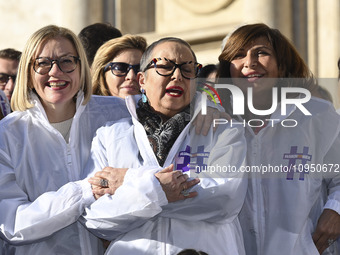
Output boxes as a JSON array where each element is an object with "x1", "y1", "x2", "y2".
[
  {"x1": 181, "y1": 188, "x2": 190, "y2": 197},
  {"x1": 328, "y1": 239, "x2": 335, "y2": 246},
  {"x1": 100, "y1": 179, "x2": 109, "y2": 188}
]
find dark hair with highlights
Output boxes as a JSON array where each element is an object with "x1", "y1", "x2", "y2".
[
  {"x1": 217, "y1": 23, "x2": 318, "y2": 110},
  {"x1": 218, "y1": 23, "x2": 313, "y2": 81}
]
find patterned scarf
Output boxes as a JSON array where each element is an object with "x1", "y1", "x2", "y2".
[{"x1": 136, "y1": 99, "x2": 191, "y2": 166}]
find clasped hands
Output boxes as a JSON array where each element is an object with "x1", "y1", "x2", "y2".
[
  {"x1": 88, "y1": 164, "x2": 199, "y2": 202},
  {"x1": 88, "y1": 107, "x2": 225, "y2": 200}
]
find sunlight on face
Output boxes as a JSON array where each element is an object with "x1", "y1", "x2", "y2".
[
  {"x1": 139, "y1": 41, "x2": 196, "y2": 119},
  {"x1": 32, "y1": 36, "x2": 81, "y2": 112}
]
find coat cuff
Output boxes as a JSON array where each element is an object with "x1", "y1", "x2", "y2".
[
  {"x1": 75, "y1": 179, "x2": 95, "y2": 206},
  {"x1": 324, "y1": 199, "x2": 340, "y2": 215}
]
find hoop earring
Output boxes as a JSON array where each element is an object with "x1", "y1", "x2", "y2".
[{"x1": 141, "y1": 88, "x2": 148, "y2": 103}]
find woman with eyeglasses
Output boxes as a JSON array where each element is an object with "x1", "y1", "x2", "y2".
[
  {"x1": 80, "y1": 37, "x2": 247, "y2": 255},
  {"x1": 0, "y1": 25, "x2": 134, "y2": 254},
  {"x1": 91, "y1": 34, "x2": 146, "y2": 98}
]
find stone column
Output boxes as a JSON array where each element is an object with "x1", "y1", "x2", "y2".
[
  {"x1": 242, "y1": 0, "x2": 293, "y2": 41},
  {"x1": 115, "y1": 0, "x2": 155, "y2": 34},
  {"x1": 243, "y1": 0, "x2": 276, "y2": 27},
  {"x1": 307, "y1": 0, "x2": 318, "y2": 76},
  {"x1": 59, "y1": 0, "x2": 104, "y2": 34},
  {"x1": 315, "y1": 0, "x2": 340, "y2": 78}
]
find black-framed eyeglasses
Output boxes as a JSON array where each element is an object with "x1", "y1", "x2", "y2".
[
  {"x1": 33, "y1": 56, "x2": 80, "y2": 75},
  {"x1": 104, "y1": 62, "x2": 140, "y2": 77},
  {"x1": 0, "y1": 73, "x2": 16, "y2": 86},
  {"x1": 144, "y1": 57, "x2": 202, "y2": 79}
]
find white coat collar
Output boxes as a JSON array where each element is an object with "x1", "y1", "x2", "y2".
[{"x1": 28, "y1": 90, "x2": 85, "y2": 123}]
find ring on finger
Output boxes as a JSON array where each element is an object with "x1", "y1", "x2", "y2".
[
  {"x1": 181, "y1": 185, "x2": 190, "y2": 197},
  {"x1": 328, "y1": 239, "x2": 335, "y2": 246},
  {"x1": 100, "y1": 178, "x2": 109, "y2": 188},
  {"x1": 181, "y1": 190, "x2": 190, "y2": 197}
]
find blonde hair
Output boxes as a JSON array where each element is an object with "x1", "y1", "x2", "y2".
[
  {"x1": 91, "y1": 34, "x2": 147, "y2": 96},
  {"x1": 11, "y1": 25, "x2": 92, "y2": 111}
]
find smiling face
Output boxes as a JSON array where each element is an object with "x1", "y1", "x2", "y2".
[
  {"x1": 229, "y1": 36, "x2": 279, "y2": 102},
  {"x1": 105, "y1": 49, "x2": 142, "y2": 98},
  {"x1": 139, "y1": 41, "x2": 196, "y2": 119},
  {"x1": 32, "y1": 36, "x2": 80, "y2": 113}
]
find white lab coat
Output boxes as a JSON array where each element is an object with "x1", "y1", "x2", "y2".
[
  {"x1": 0, "y1": 91, "x2": 129, "y2": 254},
  {"x1": 82, "y1": 94, "x2": 248, "y2": 255},
  {"x1": 239, "y1": 97, "x2": 340, "y2": 255}
]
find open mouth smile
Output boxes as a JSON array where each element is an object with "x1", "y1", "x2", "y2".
[
  {"x1": 244, "y1": 73, "x2": 264, "y2": 82},
  {"x1": 165, "y1": 86, "x2": 184, "y2": 97},
  {"x1": 46, "y1": 81, "x2": 69, "y2": 90}
]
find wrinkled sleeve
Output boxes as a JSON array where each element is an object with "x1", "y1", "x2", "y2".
[
  {"x1": 80, "y1": 126, "x2": 168, "y2": 240},
  {"x1": 0, "y1": 149, "x2": 94, "y2": 245}
]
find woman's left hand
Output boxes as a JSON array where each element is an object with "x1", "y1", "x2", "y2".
[
  {"x1": 155, "y1": 164, "x2": 200, "y2": 202},
  {"x1": 192, "y1": 106, "x2": 230, "y2": 136},
  {"x1": 89, "y1": 167, "x2": 128, "y2": 199},
  {"x1": 312, "y1": 209, "x2": 340, "y2": 254}
]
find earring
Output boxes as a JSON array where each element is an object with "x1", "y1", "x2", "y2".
[{"x1": 141, "y1": 88, "x2": 148, "y2": 103}]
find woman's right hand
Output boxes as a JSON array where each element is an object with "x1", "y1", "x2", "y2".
[
  {"x1": 154, "y1": 164, "x2": 200, "y2": 202},
  {"x1": 89, "y1": 167, "x2": 128, "y2": 199}
]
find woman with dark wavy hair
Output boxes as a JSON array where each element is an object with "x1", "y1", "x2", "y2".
[{"x1": 218, "y1": 23, "x2": 340, "y2": 255}]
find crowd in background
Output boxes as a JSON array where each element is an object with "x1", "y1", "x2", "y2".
[{"x1": 0, "y1": 22, "x2": 340, "y2": 255}]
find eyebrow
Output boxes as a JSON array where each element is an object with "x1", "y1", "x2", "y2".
[
  {"x1": 36, "y1": 53, "x2": 76, "y2": 58},
  {"x1": 240, "y1": 45, "x2": 273, "y2": 51}
]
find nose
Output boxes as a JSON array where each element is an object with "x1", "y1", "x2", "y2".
[
  {"x1": 5, "y1": 78, "x2": 15, "y2": 92},
  {"x1": 48, "y1": 61, "x2": 63, "y2": 75},
  {"x1": 244, "y1": 52, "x2": 257, "y2": 68},
  {"x1": 125, "y1": 68, "x2": 137, "y2": 80},
  {"x1": 171, "y1": 66, "x2": 183, "y2": 81}
]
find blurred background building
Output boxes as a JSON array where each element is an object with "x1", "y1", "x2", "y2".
[{"x1": 0, "y1": 0, "x2": 339, "y2": 105}]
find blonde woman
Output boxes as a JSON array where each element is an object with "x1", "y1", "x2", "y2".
[
  {"x1": 0, "y1": 25, "x2": 130, "y2": 254},
  {"x1": 91, "y1": 34, "x2": 147, "y2": 98}
]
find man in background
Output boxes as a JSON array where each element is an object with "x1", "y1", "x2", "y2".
[
  {"x1": 0, "y1": 48, "x2": 21, "y2": 103},
  {"x1": 78, "y1": 23, "x2": 122, "y2": 67}
]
